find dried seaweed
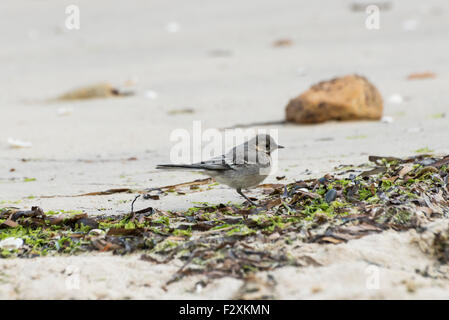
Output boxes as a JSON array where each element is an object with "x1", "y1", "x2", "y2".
[{"x1": 1, "y1": 154, "x2": 449, "y2": 285}]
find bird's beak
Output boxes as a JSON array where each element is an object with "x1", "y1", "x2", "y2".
[{"x1": 277, "y1": 145, "x2": 285, "y2": 149}]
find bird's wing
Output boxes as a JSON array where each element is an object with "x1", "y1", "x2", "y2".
[
  {"x1": 224, "y1": 146, "x2": 271, "y2": 169},
  {"x1": 191, "y1": 154, "x2": 234, "y2": 171},
  {"x1": 191, "y1": 147, "x2": 270, "y2": 170}
]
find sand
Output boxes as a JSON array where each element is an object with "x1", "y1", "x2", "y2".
[{"x1": 1, "y1": 0, "x2": 449, "y2": 299}]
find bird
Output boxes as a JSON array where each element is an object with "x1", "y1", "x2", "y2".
[{"x1": 156, "y1": 134, "x2": 284, "y2": 206}]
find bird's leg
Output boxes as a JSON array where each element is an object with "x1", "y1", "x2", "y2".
[{"x1": 236, "y1": 188, "x2": 257, "y2": 207}]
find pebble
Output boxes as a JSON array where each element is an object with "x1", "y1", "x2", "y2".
[
  {"x1": 325, "y1": 189, "x2": 337, "y2": 203},
  {"x1": 0, "y1": 237, "x2": 24, "y2": 250},
  {"x1": 7, "y1": 138, "x2": 32, "y2": 148},
  {"x1": 388, "y1": 94, "x2": 403, "y2": 104},
  {"x1": 419, "y1": 158, "x2": 436, "y2": 166},
  {"x1": 89, "y1": 229, "x2": 106, "y2": 236},
  {"x1": 144, "y1": 90, "x2": 158, "y2": 99},
  {"x1": 381, "y1": 116, "x2": 394, "y2": 123},
  {"x1": 318, "y1": 177, "x2": 327, "y2": 184}
]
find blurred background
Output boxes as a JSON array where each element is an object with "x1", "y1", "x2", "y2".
[{"x1": 1, "y1": 0, "x2": 448, "y2": 211}]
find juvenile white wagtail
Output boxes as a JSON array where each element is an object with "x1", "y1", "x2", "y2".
[{"x1": 156, "y1": 134, "x2": 284, "y2": 205}]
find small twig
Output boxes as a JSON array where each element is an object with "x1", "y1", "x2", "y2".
[{"x1": 129, "y1": 195, "x2": 141, "y2": 221}]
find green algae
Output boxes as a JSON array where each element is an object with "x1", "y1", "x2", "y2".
[{"x1": 1, "y1": 153, "x2": 449, "y2": 284}]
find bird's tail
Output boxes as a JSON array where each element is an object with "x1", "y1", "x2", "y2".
[{"x1": 156, "y1": 164, "x2": 206, "y2": 170}]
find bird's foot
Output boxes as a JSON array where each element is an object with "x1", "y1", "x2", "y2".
[{"x1": 237, "y1": 188, "x2": 257, "y2": 207}]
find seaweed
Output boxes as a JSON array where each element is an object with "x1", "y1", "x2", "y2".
[{"x1": 1, "y1": 154, "x2": 449, "y2": 285}]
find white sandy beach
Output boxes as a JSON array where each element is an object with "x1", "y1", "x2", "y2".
[{"x1": 1, "y1": 0, "x2": 449, "y2": 299}]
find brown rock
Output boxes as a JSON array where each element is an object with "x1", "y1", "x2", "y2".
[{"x1": 285, "y1": 74, "x2": 383, "y2": 124}]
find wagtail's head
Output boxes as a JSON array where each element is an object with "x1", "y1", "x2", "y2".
[{"x1": 249, "y1": 133, "x2": 284, "y2": 154}]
